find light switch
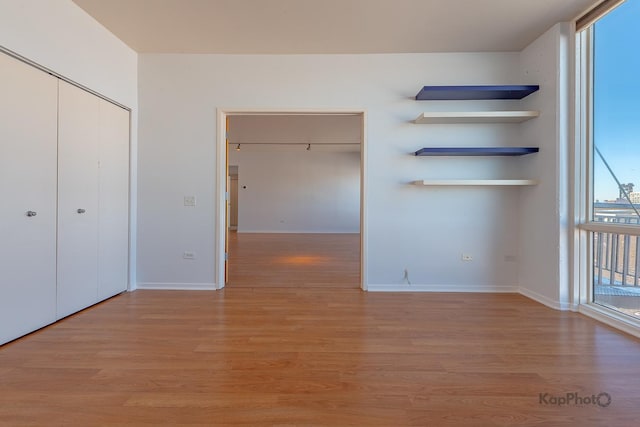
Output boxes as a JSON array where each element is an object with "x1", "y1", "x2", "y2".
[{"x1": 184, "y1": 196, "x2": 196, "y2": 207}]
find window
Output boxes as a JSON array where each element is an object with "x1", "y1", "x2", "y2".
[{"x1": 580, "y1": 0, "x2": 640, "y2": 320}]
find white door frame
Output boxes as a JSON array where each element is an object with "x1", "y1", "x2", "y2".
[{"x1": 215, "y1": 108, "x2": 368, "y2": 290}]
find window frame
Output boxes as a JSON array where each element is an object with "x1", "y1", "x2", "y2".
[{"x1": 575, "y1": 3, "x2": 640, "y2": 333}]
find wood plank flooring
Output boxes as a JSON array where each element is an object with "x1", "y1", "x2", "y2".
[
  {"x1": 2, "y1": 233, "x2": 640, "y2": 425},
  {"x1": 2, "y1": 290, "x2": 640, "y2": 425},
  {"x1": 228, "y1": 232, "x2": 360, "y2": 288}
]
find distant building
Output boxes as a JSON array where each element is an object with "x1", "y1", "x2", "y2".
[{"x1": 629, "y1": 192, "x2": 640, "y2": 204}]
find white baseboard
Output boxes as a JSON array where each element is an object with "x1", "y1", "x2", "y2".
[
  {"x1": 366, "y1": 284, "x2": 518, "y2": 293},
  {"x1": 136, "y1": 282, "x2": 217, "y2": 290},
  {"x1": 518, "y1": 287, "x2": 575, "y2": 311}
]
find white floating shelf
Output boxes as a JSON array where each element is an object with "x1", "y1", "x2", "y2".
[
  {"x1": 412, "y1": 179, "x2": 538, "y2": 186},
  {"x1": 415, "y1": 111, "x2": 539, "y2": 124}
]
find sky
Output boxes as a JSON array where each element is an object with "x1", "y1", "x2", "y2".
[{"x1": 593, "y1": 0, "x2": 640, "y2": 201}]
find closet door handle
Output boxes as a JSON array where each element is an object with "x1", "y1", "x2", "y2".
[
  {"x1": 77, "y1": 208, "x2": 86, "y2": 214},
  {"x1": 26, "y1": 210, "x2": 37, "y2": 217}
]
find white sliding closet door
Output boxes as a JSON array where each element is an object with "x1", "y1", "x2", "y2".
[
  {"x1": 98, "y1": 100, "x2": 130, "y2": 300},
  {"x1": 0, "y1": 53, "x2": 58, "y2": 343},
  {"x1": 57, "y1": 81, "x2": 100, "y2": 319}
]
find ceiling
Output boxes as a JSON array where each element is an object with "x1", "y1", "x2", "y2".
[
  {"x1": 228, "y1": 114, "x2": 362, "y2": 151},
  {"x1": 72, "y1": 0, "x2": 599, "y2": 54}
]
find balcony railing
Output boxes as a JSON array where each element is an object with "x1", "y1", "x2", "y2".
[{"x1": 593, "y1": 213, "x2": 640, "y2": 287}]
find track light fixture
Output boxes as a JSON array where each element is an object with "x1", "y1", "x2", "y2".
[
  {"x1": 306, "y1": 143, "x2": 311, "y2": 151},
  {"x1": 236, "y1": 144, "x2": 241, "y2": 151}
]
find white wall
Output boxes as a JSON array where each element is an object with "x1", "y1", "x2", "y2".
[
  {"x1": 230, "y1": 149, "x2": 360, "y2": 233},
  {"x1": 0, "y1": 1, "x2": 578, "y2": 306},
  {"x1": 0, "y1": 0, "x2": 139, "y2": 289},
  {"x1": 228, "y1": 114, "x2": 360, "y2": 233},
  {"x1": 230, "y1": 114, "x2": 362, "y2": 146},
  {"x1": 137, "y1": 52, "x2": 532, "y2": 290},
  {"x1": 519, "y1": 23, "x2": 573, "y2": 309},
  {"x1": 0, "y1": 0, "x2": 136, "y2": 106}
]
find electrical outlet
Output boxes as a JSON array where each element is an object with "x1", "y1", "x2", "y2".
[
  {"x1": 461, "y1": 254, "x2": 473, "y2": 261},
  {"x1": 183, "y1": 251, "x2": 196, "y2": 260},
  {"x1": 184, "y1": 196, "x2": 196, "y2": 207}
]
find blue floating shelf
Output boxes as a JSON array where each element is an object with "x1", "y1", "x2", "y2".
[
  {"x1": 415, "y1": 85, "x2": 540, "y2": 100},
  {"x1": 414, "y1": 147, "x2": 539, "y2": 156}
]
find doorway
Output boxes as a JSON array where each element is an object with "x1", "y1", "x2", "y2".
[
  {"x1": 228, "y1": 165, "x2": 238, "y2": 231},
  {"x1": 216, "y1": 110, "x2": 366, "y2": 290}
]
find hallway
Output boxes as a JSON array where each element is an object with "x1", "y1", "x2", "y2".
[{"x1": 227, "y1": 232, "x2": 361, "y2": 289}]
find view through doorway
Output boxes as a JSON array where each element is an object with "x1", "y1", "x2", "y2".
[{"x1": 218, "y1": 112, "x2": 365, "y2": 289}]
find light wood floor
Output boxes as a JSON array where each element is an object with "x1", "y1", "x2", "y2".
[
  {"x1": 228, "y1": 232, "x2": 360, "y2": 288},
  {"x1": 2, "y1": 236, "x2": 640, "y2": 425}
]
